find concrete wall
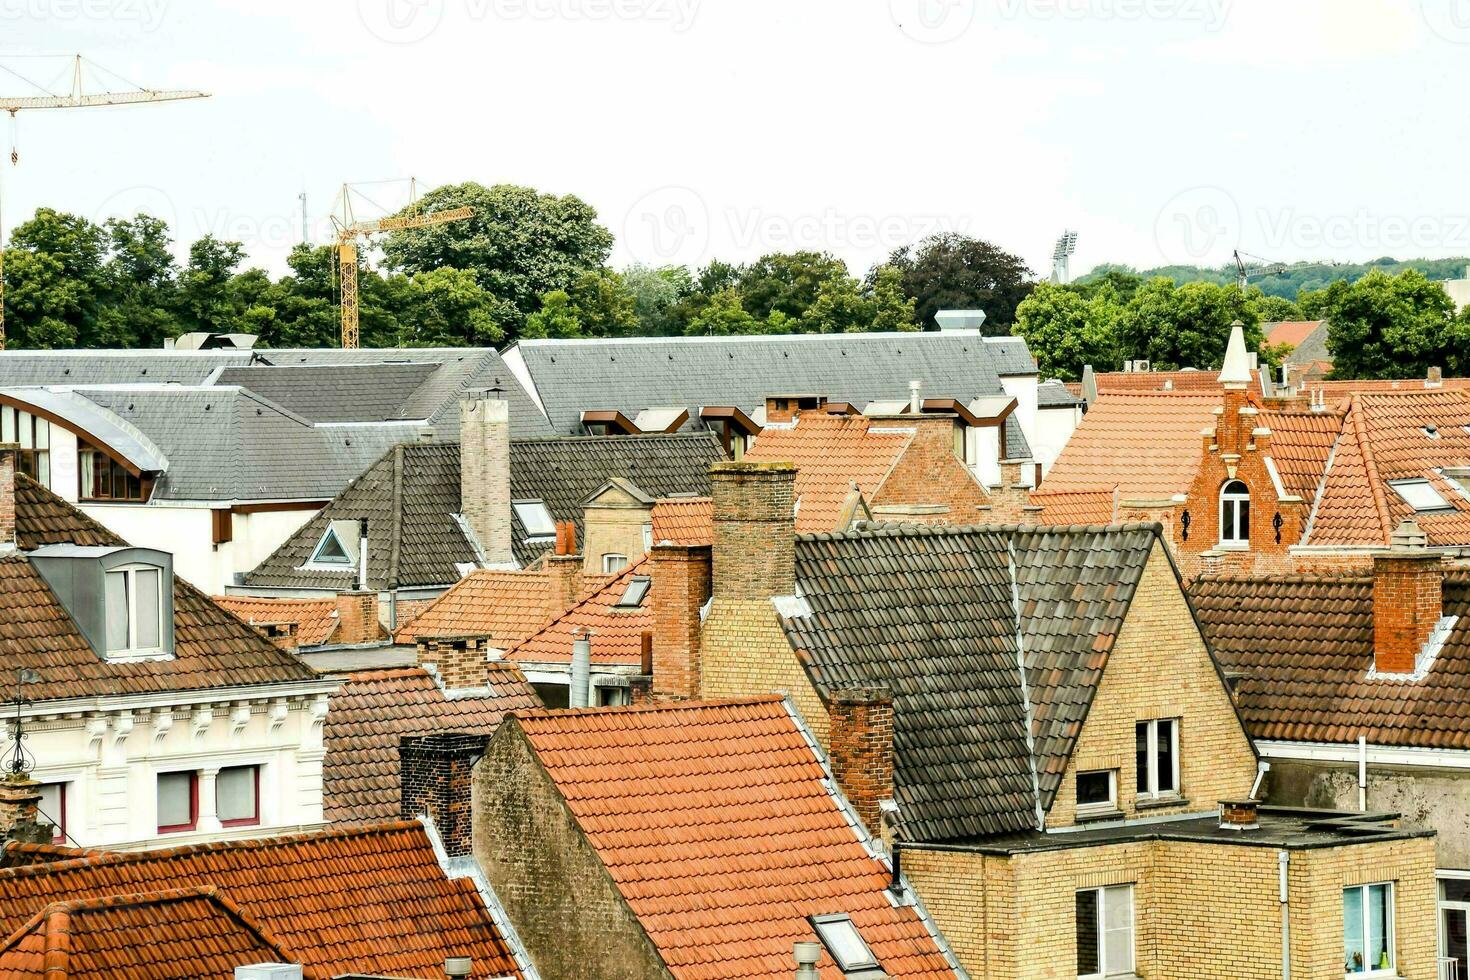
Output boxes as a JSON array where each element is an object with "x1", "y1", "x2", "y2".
[
  {"x1": 25, "y1": 685, "x2": 332, "y2": 849},
  {"x1": 1270, "y1": 757, "x2": 1470, "y2": 871},
  {"x1": 1033, "y1": 404, "x2": 1083, "y2": 479}
]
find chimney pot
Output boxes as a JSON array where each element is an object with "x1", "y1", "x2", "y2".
[
  {"x1": 1218, "y1": 798, "x2": 1260, "y2": 830},
  {"x1": 570, "y1": 629, "x2": 593, "y2": 709},
  {"x1": 794, "y1": 942, "x2": 822, "y2": 980},
  {"x1": 444, "y1": 957, "x2": 473, "y2": 980},
  {"x1": 908, "y1": 379, "x2": 922, "y2": 414}
]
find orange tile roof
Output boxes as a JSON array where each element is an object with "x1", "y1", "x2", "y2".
[
  {"x1": 506, "y1": 560, "x2": 650, "y2": 666},
  {"x1": 1093, "y1": 369, "x2": 1225, "y2": 392},
  {"x1": 393, "y1": 569, "x2": 556, "y2": 646},
  {"x1": 651, "y1": 496, "x2": 713, "y2": 546},
  {"x1": 745, "y1": 414, "x2": 909, "y2": 532},
  {"x1": 0, "y1": 887, "x2": 289, "y2": 979},
  {"x1": 1029, "y1": 489, "x2": 1116, "y2": 524},
  {"x1": 1307, "y1": 390, "x2": 1470, "y2": 547},
  {"x1": 0, "y1": 822, "x2": 521, "y2": 979},
  {"x1": 512, "y1": 698, "x2": 960, "y2": 980},
  {"x1": 1262, "y1": 407, "x2": 1345, "y2": 500},
  {"x1": 1303, "y1": 377, "x2": 1470, "y2": 398},
  {"x1": 1263, "y1": 320, "x2": 1325, "y2": 349},
  {"x1": 323, "y1": 666, "x2": 540, "y2": 823},
  {"x1": 214, "y1": 596, "x2": 340, "y2": 647},
  {"x1": 1040, "y1": 393, "x2": 1218, "y2": 499}
]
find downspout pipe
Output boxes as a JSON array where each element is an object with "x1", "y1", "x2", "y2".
[
  {"x1": 1358, "y1": 735, "x2": 1368, "y2": 811},
  {"x1": 1279, "y1": 850, "x2": 1291, "y2": 980}
]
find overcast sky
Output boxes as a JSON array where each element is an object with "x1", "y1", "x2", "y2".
[{"x1": 2, "y1": 0, "x2": 1468, "y2": 280}]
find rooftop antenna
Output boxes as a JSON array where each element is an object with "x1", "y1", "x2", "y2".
[
  {"x1": 5, "y1": 668, "x2": 41, "y2": 777},
  {"x1": 0, "y1": 54, "x2": 209, "y2": 349},
  {"x1": 1051, "y1": 230, "x2": 1079, "y2": 284}
]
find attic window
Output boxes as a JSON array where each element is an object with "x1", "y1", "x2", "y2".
[
  {"x1": 310, "y1": 527, "x2": 353, "y2": 565},
  {"x1": 1388, "y1": 478, "x2": 1454, "y2": 513},
  {"x1": 105, "y1": 564, "x2": 164, "y2": 656},
  {"x1": 513, "y1": 500, "x2": 556, "y2": 541},
  {"x1": 810, "y1": 914, "x2": 882, "y2": 977},
  {"x1": 615, "y1": 575, "x2": 651, "y2": 609}
]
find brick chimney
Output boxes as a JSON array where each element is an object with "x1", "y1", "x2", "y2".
[
  {"x1": 546, "y1": 521, "x2": 585, "y2": 613},
  {"x1": 827, "y1": 687, "x2": 894, "y2": 838},
  {"x1": 711, "y1": 461, "x2": 796, "y2": 601},
  {"x1": 0, "y1": 443, "x2": 17, "y2": 552},
  {"x1": 650, "y1": 541, "x2": 712, "y2": 700},
  {"x1": 0, "y1": 774, "x2": 50, "y2": 844},
  {"x1": 460, "y1": 391, "x2": 515, "y2": 568},
  {"x1": 399, "y1": 733, "x2": 489, "y2": 857},
  {"x1": 334, "y1": 591, "x2": 380, "y2": 645},
  {"x1": 417, "y1": 634, "x2": 492, "y2": 690},
  {"x1": 1373, "y1": 520, "x2": 1443, "y2": 674},
  {"x1": 988, "y1": 458, "x2": 1032, "y2": 523}
]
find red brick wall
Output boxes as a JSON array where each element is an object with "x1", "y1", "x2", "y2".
[
  {"x1": 650, "y1": 544, "x2": 712, "y2": 700},
  {"x1": 0, "y1": 445, "x2": 15, "y2": 549},
  {"x1": 399, "y1": 733, "x2": 488, "y2": 857},
  {"x1": 827, "y1": 689, "x2": 894, "y2": 838},
  {"x1": 1372, "y1": 554, "x2": 1443, "y2": 673},
  {"x1": 711, "y1": 462, "x2": 796, "y2": 601},
  {"x1": 394, "y1": 596, "x2": 438, "y2": 632},
  {"x1": 871, "y1": 415, "x2": 989, "y2": 525},
  {"x1": 334, "y1": 591, "x2": 380, "y2": 645}
]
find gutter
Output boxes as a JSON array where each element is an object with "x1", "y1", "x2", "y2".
[
  {"x1": 1257, "y1": 739, "x2": 1470, "y2": 770},
  {"x1": 1279, "y1": 850, "x2": 1291, "y2": 980}
]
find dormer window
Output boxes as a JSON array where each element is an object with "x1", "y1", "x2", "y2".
[
  {"x1": 311, "y1": 526, "x2": 353, "y2": 565},
  {"x1": 105, "y1": 564, "x2": 164, "y2": 655},
  {"x1": 306, "y1": 520, "x2": 362, "y2": 571}
]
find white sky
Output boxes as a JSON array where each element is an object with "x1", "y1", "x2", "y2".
[{"x1": 2, "y1": 0, "x2": 1469, "y2": 280}]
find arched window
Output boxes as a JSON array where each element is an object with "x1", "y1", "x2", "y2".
[{"x1": 1219, "y1": 480, "x2": 1251, "y2": 545}]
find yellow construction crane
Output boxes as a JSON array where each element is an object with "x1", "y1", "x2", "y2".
[
  {"x1": 331, "y1": 178, "x2": 473, "y2": 349},
  {"x1": 0, "y1": 55, "x2": 208, "y2": 348}
]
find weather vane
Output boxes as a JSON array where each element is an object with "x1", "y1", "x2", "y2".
[{"x1": 5, "y1": 668, "x2": 40, "y2": 777}]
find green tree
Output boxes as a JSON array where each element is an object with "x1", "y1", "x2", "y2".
[
  {"x1": 1114, "y1": 279, "x2": 1266, "y2": 371},
  {"x1": 734, "y1": 251, "x2": 849, "y2": 322},
  {"x1": 799, "y1": 266, "x2": 918, "y2": 334},
  {"x1": 1313, "y1": 269, "x2": 1469, "y2": 378},
  {"x1": 565, "y1": 269, "x2": 639, "y2": 338},
  {"x1": 623, "y1": 263, "x2": 693, "y2": 335},
  {"x1": 1254, "y1": 294, "x2": 1302, "y2": 323},
  {"x1": 881, "y1": 233, "x2": 1037, "y2": 331},
  {"x1": 1012, "y1": 282, "x2": 1122, "y2": 381},
  {"x1": 393, "y1": 267, "x2": 507, "y2": 347},
  {"x1": 522, "y1": 290, "x2": 585, "y2": 339},
  {"x1": 176, "y1": 235, "x2": 246, "y2": 335},
  {"x1": 379, "y1": 182, "x2": 613, "y2": 338},
  {"x1": 96, "y1": 215, "x2": 180, "y2": 348},
  {"x1": 684, "y1": 287, "x2": 759, "y2": 336},
  {"x1": 2, "y1": 209, "x2": 106, "y2": 348}
]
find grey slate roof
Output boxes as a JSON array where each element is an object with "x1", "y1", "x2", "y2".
[
  {"x1": 213, "y1": 363, "x2": 441, "y2": 422},
  {"x1": 0, "y1": 351, "x2": 246, "y2": 386},
  {"x1": 244, "y1": 433, "x2": 726, "y2": 590},
  {"x1": 780, "y1": 522, "x2": 1159, "y2": 843},
  {"x1": 508, "y1": 332, "x2": 1032, "y2": 457},
  {"x1": 981, "y1": 336, "x2": 1040, "y2": 376},
  {"x1": 1037, "y1": 380, "x2": 1084, "y2": 408}
]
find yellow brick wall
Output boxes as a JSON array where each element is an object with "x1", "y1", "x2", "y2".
[
  {"x1": 581, "y1": 490, "x2": 652, "y2": 573},
  {"x1": 904, "y1": 835, "x2": 1438, "y2": 980},
  {"x1": 1048, "y1": 542, "x2": 1258, "y2": 828},
  {"x1": 698, "y1": 598, "x2": 829, "y2": 744}
]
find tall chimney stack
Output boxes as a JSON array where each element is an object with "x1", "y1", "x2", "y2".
[
  {"x1": 1373, "y1": 520, "x2": 1443, "y2": 674},
  {"x1": 460, "y1": 391, "x2": 515, "y2": 568},
  {"x1": 570, "y1": 629, "x2": 593, "y2": 708},
  {"x1": 650, "y1": 541, "x2": 712, "y2": 700},
  {"x1": 711, "y1": 461, "x2": 796, "y2": 601}
]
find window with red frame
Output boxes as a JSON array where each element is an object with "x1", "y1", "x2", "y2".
[
  {"x1": 37, "y1": 782, "x2": 66, "y2": 844},
  {"x1": 156, "y1": 771, "x2": 198, "y2": 833},
  {"x1": 217, "y1": 765, "x2": 260, "y2": 827}
]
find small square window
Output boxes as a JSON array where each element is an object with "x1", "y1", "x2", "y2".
[
  {"x1": 810, "y1": 914, "x2": 881, "y2": 974},
  {"x1": 615, "y1": 576, "x2": 651, "y2": 608},
  {"x1": 513, "y1": 500, "x2": 557, "y2": 539},
  {"x1": 1076, "y1": 770, "x2": 1117, "y2": 815},
  {"x1": 1388, "y1": 478, "x2": 1453, "y2": 513}
]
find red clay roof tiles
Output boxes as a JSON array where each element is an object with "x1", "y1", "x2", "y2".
[
  {"x1": 505, "y1": 560, "x2": 650, "y2": 667},
  {"x1": 650, "y1": 496, "x2": 713, "y2": 546},
  {"x1": 213, "y1": 596, "x2": 340, "y2": 647},
  {"x1": 0, "y1": 822, "x2": 521, "y2": 979},
  {"x1": 745, "y1": 414, "x2": 909, "y2": 532},
  {"x1": 1039, "y1": 393, "x2": 1218, "y2": 499},
  {"x1": 512, "y1": 698, "x2": 959, "y2": 980},
  {"x1": 323, "y1": 667, "x2": 539, "y2": 824},
  {"x1": 393, "y1": 569, "x2": 558, "y2": 646}
]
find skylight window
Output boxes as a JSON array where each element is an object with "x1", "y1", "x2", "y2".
[
  {"x1": 615, "y1": 576, "x2": 651, "y2": 609},
  {"x1": 310, "y1": 527, "x2": 353, "y2": 565},
  {"x1": 513, "y1": 500, "x2": 557, "y2": 540},
  {"x1": 810, "y1": 914, "x2": 881, "y2": 976},
  {"x1": 1388, "y1": 478, "x2": 1454, "y2": 513}
]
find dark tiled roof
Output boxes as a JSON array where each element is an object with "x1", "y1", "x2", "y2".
[
  {"x1": 0, "y1": 822, "x2": 522, "y2": 978},
  {"x1": 1191, "y1": 574, "x2": 1470, "y2": 749},
  {"x1": 512, "y1": 698, "x2": 961, "y2": 980},
  {"x1": 782, "y1": 522, "x2": 1157, "y2": 842},
  {"x1": 246, "y1": 434, "x2": 725, "y2": 589},
  {"x1": 214, "y1": 362, "x2": 441, "y2": 422},
  {"x1": 510, "y1": 332, "x2": 1032, "y2": 456},
  {"x1": 982, "y1": 336, "x2": 1039, "y2": 375},
  {"x1": 323, "y1": 666, "x2": 539, "y2": 824},
  {"x1": 5, "y1": 476, "x2": 318, "y2": 703}
]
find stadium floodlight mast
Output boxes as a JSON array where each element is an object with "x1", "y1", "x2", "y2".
[{"x1": 1051, "y1": 230, "x2": 1079, "y2": 285}]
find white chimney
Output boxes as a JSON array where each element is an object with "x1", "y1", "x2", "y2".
[
  {"x1": 570, "y1": 629, "x2": 593, "y2": 709},
  {"x1": 933, "y1": 309, "x2": 986, "y2": 332},
  {"x1": 235, "y1": 966, "x2": 303, "y2": 980},
  {"x1": 356, "y1": 518, "x2": 369, "y2": 592},
  {"x1": 460, "y1": 390, "x2": 515, "y2": 568},
  {"x1": 794, "y1": 942, "x2": 821, "y2": 980},
  {"x1": 908, "y1": 379, "x2": 922, "y2": 413}
]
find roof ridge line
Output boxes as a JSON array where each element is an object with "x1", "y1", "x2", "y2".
[
  {"x1": 1349, "y1": 396, "x2": 1397, "y2": 540},
  {"x1": 512, "y1": 694, "x2": 784, "y2": 724},
  {"x1": 1005, "y1": 538, "x2": 1047, "y2": 832}
]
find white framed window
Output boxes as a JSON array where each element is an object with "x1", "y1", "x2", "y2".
[
  {"x1": 810, "y1": 913, "x2": 881, "y2": 975},
  {"x1": 104, "y1": 564, "x2": 164, "y2": 656},
  {"x1": 642, "y1": 523, "x2": 654, "y2": 552},
  {"x1": 1135, "y1": 719, "x2": 1179, "y2": 799},
  {"x1": 1388, "y1": 478, "x2": 1453, "y2": 513},
  {"x1": 602, "y1": 553, "x2": 629, "y2": 574},
  {"x1": 1219, "y1": 479, "x2": 1251, "y2": 546},
  {"x1": 1075, "y1": 770, "x2": 1117, "y2": 817},
  {"x1": 217, "y1": 765, "x2": 260, "y2": 827},
  {"x1": 1344, "y1": 882, "x2": 1394, "y2": 976},
  {"x1": 513, "y1": 500, "x2": 557, "y2": 541},
  {"x1": 1076, "y1": 884, "x2": 1134, "y2": 979},
  {"x1": 37, "y1": 782, "x2": 66, "y2": 844},
  {"x1": 309, "y1": 527, "x2": 354, "y2": 565}
]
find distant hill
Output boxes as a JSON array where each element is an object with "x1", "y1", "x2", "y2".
[{"x1": 1078, "y1": 257, "x2": 1470, "y2": 300}]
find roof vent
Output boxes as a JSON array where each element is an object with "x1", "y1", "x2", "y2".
[
  {"x1": 794, "y1": 942, "x2": 821, "y2": 980},
  {"x1": 444, "y1": 956, "x2": 473, "y2": 979},
  {"x1": 233, "y1": 965, "x2": 303, "y2": 980},
  {"x1": 1219, "y1": 798, "x2": 1260, "y2": 831},
  {"x1": 933, "y1": 309, "x2": 986, "y2": 332}
]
